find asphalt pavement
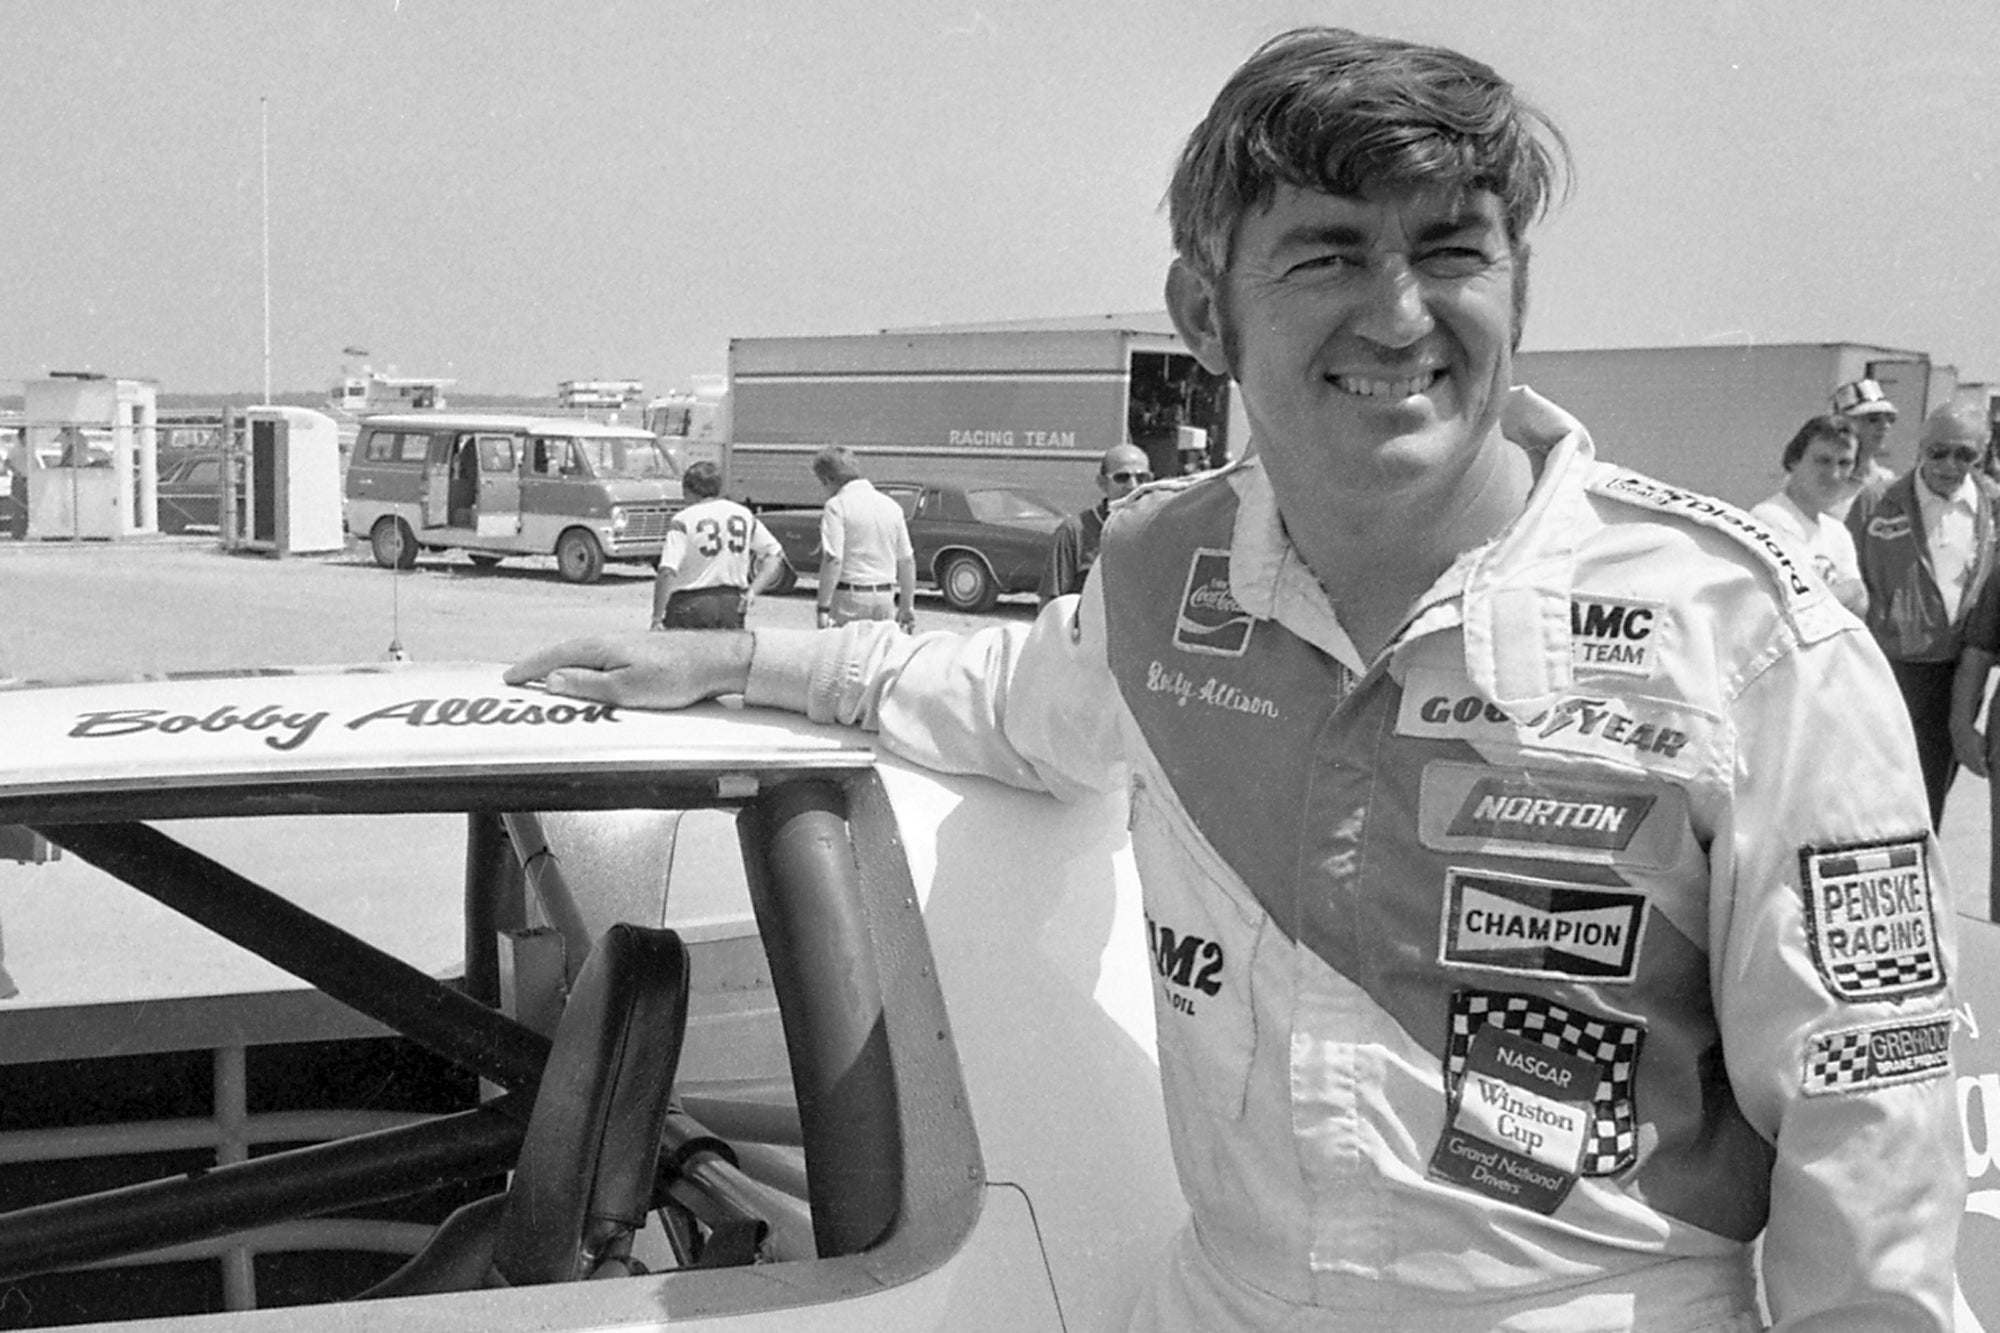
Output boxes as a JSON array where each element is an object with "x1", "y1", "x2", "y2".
[{"x1": 1, "y1": 531, "x2": 1991, "y2": 917}]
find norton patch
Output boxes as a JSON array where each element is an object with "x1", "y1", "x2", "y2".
[
  {"x1": 1418, "y1": 761, "x2": 1684, "y2": 869},
  {"x1": 1439, "y1": 869, "x2": 1647, "y2": 983},
  {"x1": 1172, "y1": 548, "x2": 1254, "y2": 657},
  {"x1": 1802, "y1": 1015, "x2": 1953, "y2": 1097},
  {"x1": 1569, "y1": 596, "x2": 1661, "y2": 679},
  {"x1": 1800, "y1": 838, "x2": 1944, "y2": 1001}
]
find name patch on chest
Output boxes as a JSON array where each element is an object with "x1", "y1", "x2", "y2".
[
  {"x1": 1569, "y1": 596, "x2": 1661, "y2": 679},
  {"x1": 1801, "y1": 838, "x2": 1945, "y2": 1001},
  {"x1": 1440, "y1": 869, "x2": 1647, "y2": 983}
]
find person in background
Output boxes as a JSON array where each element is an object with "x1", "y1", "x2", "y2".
[
  {"x1": 649, "y1": 460, "x2": 783, "y2": 630},
  {"x1": 1749, "y1": 414, "x2": 1868, "y2": 616},
  {"x1": 510, "y1": 26, "x2": 1959, "y2": 1330},
  {"x1": 1830, "y1": 377, "x2": 1899, "y2": 517},
  {"x1": 1849, "y1": 399, "x2": 1999, "y2": 827},
  {"x1": 2, "y1": 429, "x2": 30, "y2": 540},
  {"x1": 810, "y1": 446, "x2": 915, "y2": 632},
  {"x1": 1038, "y1": 442, "x2": 1153, "y2": 604}
]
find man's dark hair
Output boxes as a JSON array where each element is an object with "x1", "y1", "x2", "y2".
[
  {"x1": 1780, "y1": 415, "x2": 1856, "y2": 471},
  {"x1": 681, "y1": 459, "x2": 723, "y2": 498},
  {"x1": 1167, "y1": 26, "x2": 1570, "y2": 283}
]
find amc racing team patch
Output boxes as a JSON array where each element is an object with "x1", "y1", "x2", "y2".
[{"x1": 1800, "y1": 838, "x2": 1945, "y2": 1001}]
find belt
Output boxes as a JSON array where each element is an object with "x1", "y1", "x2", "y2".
[{"x1": 837, "y1": 581, "x2": 894, "y2": 593}]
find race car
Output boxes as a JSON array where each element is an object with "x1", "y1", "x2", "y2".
[{"x1": 0, "y1": 663, "x2": 1183, "y2": 1329}]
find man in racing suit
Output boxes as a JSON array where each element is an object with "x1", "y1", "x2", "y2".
[{"x1": 510, "y1": 27, "x2": 1961, "y2": 1331}]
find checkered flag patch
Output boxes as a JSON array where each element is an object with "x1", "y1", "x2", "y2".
[
  {"x1": 1805, "y1": 1029, "x2": 1873, "y2": 1092},
  {"x1": 1447, "y1": 990, "x2": 1646, "y2": 1175},
  {"x1": 1825, "y1": 952, "x2": 1940, "y2": 994}
]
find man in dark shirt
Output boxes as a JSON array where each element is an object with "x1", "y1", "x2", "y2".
[{"x1": 1038, "y1": 443, "x2": 1153, "y2": 604}]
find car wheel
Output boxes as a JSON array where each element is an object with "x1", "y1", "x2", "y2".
[
  {"x1": 370, "y1": 517, "x2": 418, "y2": 571},
  {"x1": 466, "y1": 552, "x2": 504, "y2": 570},
  {"x1": 555, "y1": 529, "x2": 605, "y2": 584},
  {"x1": 769, "y1": 560, "x2": 798, "y2": 597},
  {"x1": 939, "y1": 553, "x2": 998, "y2": 614}
]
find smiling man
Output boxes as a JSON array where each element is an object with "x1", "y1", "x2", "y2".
[{"x1": 511, "y1": 27, "x2": 1960, "y2": 1331}]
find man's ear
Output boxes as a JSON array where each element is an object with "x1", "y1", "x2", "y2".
[{"x1": 1165, "y1": 259, "x2": 1232, "y2": 378}]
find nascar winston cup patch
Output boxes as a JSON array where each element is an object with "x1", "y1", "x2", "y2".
[{"x1": 1799, "y1": 838, "x2": 1945, "y2": 1001}]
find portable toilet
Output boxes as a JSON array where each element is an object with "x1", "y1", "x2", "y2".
[{"x1": 230, "y1": 407, "x2": 344, "y2": 555}]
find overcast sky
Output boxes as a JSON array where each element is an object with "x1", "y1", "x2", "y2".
[{"x1": 4, "y1": 1, "x2": 1997, "y2": 397}]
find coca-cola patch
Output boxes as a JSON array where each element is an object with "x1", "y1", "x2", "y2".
[{"x1": 1172, "y1": 548, "x2": 1254, "y2": 657}]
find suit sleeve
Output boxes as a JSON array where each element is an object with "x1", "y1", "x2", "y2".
[
  {"x1": 1712, "y1": 620, "x2": 1961, "y2": 1330},
  {"x1": 747, "y1": 569, "x2": 1128, "y2": 801}
]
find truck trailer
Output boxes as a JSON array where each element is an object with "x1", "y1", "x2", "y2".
[{"x1": 704, "y1": 324, "x2": 1240, "y2": 513}]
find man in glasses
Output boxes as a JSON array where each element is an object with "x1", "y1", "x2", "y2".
[
  {"x1": 1850, "y1": 399, "x2": 2000, "y2": 827},
  {"x1": 513, "y1": 27, "x2": 1959, "y2": 1329},
  {"x1": 1038, "y1": 443, "x2": 1154, "y2": 605}
]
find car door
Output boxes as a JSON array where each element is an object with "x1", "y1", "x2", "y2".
[{"x1": 474, "y1": 434, "x2": 522, "y2": 538}]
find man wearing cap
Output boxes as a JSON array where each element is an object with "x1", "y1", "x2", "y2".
[
  {"x1": 1831, "y1": 377, "x2": 1899, "y2": 516},
  {"x1": 1039, "y1": 443, "x2": 1154, "y2": 604},
  {"x1": 1849, "y1": 399, "x2": 2000, "y2": 826}
]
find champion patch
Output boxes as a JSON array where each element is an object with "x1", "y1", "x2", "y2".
[
  {"x1": 1801, "y1": 838, "x2": 1944, "y2": 1001},
  {"x1": 1444, "y1": 990, "x2": 1643, "y2": 1176},
  {"x1": 1171, "y1": 548, "x2": 1253, "y2": 657},
  {"x1": 1440, "y1": 869, "x2": 1647, "y2": 983},
  {"x1": 1569, "y1": 596, "x2": 1661, "y2": 679},
  {"x1": 1802, "y1": 1015, "x2": 1953, "y2": 1096}
]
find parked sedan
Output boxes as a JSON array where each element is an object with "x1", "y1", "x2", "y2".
[
  {"x1": 156, "y1": 448, "x2": 224, "y2": 534},
  {"x1": 758, "y1": 483, "x2": 1062, "y2": 613}
]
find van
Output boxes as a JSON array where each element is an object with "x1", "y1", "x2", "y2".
[{"x1": 344, "y1": 413, "x2": 682, "y2": 583}]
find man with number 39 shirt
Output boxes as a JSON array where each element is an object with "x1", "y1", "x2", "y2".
[
  {"x1": 650, "y1": 460, "x2": 785, "y2": 631},
  {"x1": 519, "y1": 27, "x2": 1961, "y2": 1331}
]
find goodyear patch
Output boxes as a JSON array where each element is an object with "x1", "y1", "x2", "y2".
[
  {"x1": 1569, "y1": 595, "x2": 1661, "y2": 679},
  {"x1": 1395, "y1": 667, "x2": 1713, "y2": 778},
  {"x1": 1801, "y1": 838, "x2": 1944, "y2": 1001},
  {"x1": 1418, "y1": 761, "x2": 1684, "y2": 869},
  {"x1": 1802, "y1": 1015, "x2": 1953, "y2": 1096},
  {"x1": 1440, "y1": 869, "x2": 1647, "y2": 983},
  {"x1": 1444, "y1": 990, "x2": 1643, "y2": 1177},
  {"x1": 1172, "y1": 548, "x2": 1253, "y2": 657}
]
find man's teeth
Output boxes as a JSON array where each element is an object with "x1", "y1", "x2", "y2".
[{"x1": 1331, "y1": 371, "x2": 1440, "y2": 397}]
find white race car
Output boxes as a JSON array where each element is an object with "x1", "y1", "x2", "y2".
[{"x1": 0, "y1": 664, "x2": 1185, "y2": 1330}]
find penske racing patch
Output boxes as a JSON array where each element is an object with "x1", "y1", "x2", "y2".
[
  {"x1": 1800, "y1": 838, "x2": 1945, "y2": 1001},
  {"x1": 1802, "y1": 1015, "x2": 1953, "y2": 1097},
  {"x1": 1440, "y1": 869, "x2": 1647, "y2": 983}
]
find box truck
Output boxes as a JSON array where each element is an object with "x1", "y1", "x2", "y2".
[{"x1": 669, "y1": 324, "x2": 1241, "y2": 514}]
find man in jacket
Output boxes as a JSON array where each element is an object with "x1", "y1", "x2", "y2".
[
  {"x1": 1039, "y1": 443, "x2": 1154, "y2": 605},
  {"x1": 1848, "y1": 399, "x2": 1999, "y2": 827},
  {"x1": 512, "y1": 27, "x2": 1961, "y2": 1331}
]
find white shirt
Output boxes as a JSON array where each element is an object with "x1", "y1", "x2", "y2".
[
  {"x1": 1915, "y1": 474, "x2": 1979, "y2": 620},
  {"x1": 1750, "y1": 490, "x2": 1862, "y2": 594},
  {"x1": 819, "y1": 479, "x2": 913, "y2": 585}
]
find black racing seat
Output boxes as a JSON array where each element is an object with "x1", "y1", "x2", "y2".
[{"x1": 363, "y1": 922, "x2": 691, "y2": 1296}]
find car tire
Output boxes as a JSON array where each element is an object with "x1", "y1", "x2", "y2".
[
  {"x1": 939, "y1": 553, "x2": 998, "y2": 614},
  {"x1": 769, "y1": 560, "x2": 798, "y2": 597},
  {"x1": 555, "y1": 529, "x2": 605, "y2": 584},
  {"x1": 370, "y1": 517, "x2": 418, "y2": 571},
  {"x1": 466, "y1": 552, "x2": 504, "y2": 570}
]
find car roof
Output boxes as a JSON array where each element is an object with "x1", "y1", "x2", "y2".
[
  {"x1": 359, "y1": 413, "x2": 655, "y2": 439},
  {"x1": 0, "y1": 664, "x2": 871, "y2": 804}
]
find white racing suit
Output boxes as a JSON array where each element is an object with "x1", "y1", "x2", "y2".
[{"x1": 743, "y1": 389, "x2": 1963, "y2": 1331}]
